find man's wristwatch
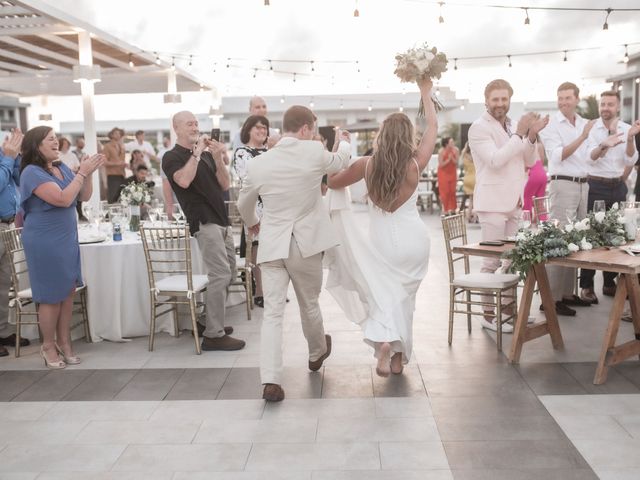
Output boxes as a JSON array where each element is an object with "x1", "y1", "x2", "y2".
[{"x1": 191, "y1": 153, "x2": 200, "y2": 162}]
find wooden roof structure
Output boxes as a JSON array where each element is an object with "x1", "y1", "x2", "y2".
[{"x1": 0, "y1": 0, "x2": 208, "y2": 96}]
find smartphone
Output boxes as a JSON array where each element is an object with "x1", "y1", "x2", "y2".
[
  {"x1": 210, "y1": 128, "x2": 220, "y2": 142},
  {"x1": 479, "y1": 240, "x2": 505, "y2": 247}
]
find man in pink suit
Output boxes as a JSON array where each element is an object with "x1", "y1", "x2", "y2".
[{"x1": 469, "y1": 78, "x2": 549, "y2": 332}]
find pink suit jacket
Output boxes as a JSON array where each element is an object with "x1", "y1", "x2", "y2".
[{"x1": 468, "y1": 112, "x2": 537, "y2": 213}]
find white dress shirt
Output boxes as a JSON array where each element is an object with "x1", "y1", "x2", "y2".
[
  {"x1": 586, "y1": 118, "x2": 638, "y2": 177},
  {"x1": 125, "y1": 140, "x2": 156, "y2": 168},
  {"x1": 540, "y1": 111, "x2": 590, "y2": 177}
]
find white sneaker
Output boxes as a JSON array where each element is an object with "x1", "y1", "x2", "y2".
[{"x1": 481, "y1": 318, "x2": 514, "y2": 333}]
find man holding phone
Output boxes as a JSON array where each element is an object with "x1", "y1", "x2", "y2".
[{"x1": 163, "y1": 110, "x2": 245, "y2": 351}]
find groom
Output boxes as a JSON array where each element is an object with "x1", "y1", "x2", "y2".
[{"x1": 237, "y1": 106, "x2": 351, "y2": 402}]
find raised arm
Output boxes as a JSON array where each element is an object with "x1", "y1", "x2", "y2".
[
  {"x1": 415, "y1": 78, "x2": 438, "y2": 171},
  {"x1": 327, "y1": 156, "x2": 367, "y2": 189},
  {"x1": 33, "y1": 154, "x2": 104, "y2": 207}
]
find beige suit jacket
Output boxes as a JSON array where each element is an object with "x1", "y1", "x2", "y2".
[
  {"x1": 237, "y1": 137, "x2": 351, "y2": 264},
  {"x1": 469, "y1": 112, "x2": 537, "y2": 213}
]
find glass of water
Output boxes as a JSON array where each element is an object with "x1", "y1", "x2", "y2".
[{"x1": 593, "y1": 200, "x2": 606, "y2": 213}]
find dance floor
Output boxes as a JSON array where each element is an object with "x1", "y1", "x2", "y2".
[{"x1": 1, "y1": 206, "x2": 639, "y2": 479}]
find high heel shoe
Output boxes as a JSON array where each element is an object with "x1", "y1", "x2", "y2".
[
  {"x1": 40, "y1": 346, "x2": 66, "y2": 369},
  {"x1": 55, "y1": 344, "x2": 81, "y2": 365},
  {"x1": 390, "y1": 352, "x2": 404, "y2": 375}
]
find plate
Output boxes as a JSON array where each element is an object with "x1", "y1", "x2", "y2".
[
  {"x1": 78, "y1": 232, "x2": 107, "y2": 244},
  {"x1": 504, "y1": 236, "x2": 517, "y2": 243},
  {"x1": 79, "y1": 237, "x2": 107, "y2": 245},
  {"x1": 626, "y1": 243, "x2": 640, "y2": 253}
]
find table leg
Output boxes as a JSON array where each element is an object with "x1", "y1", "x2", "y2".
[
  {"x1": 625, "y1": 273, "x2": 640, "y2": 360},
  {"x1": 509, "y1": 268, "x2": 536, "y2": 363},
  {"x1": 594, "y1": 274, "x2": 628, "y2": 385},
  {"x1": 534, "y1": 263, "x2": 564, "y2": 350}
]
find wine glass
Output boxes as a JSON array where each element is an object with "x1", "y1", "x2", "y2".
[
  {"x1": 565, "y1": 207, "x2": 577, "y2": 224},
  {"x1": 172, "y1": 204, "x2": 185, "y2": 225},
  {"x1": 519, "y1": 210, "x2": 532, "y2": 230},
  {"x1": 82, "y1": 204, "x2": 95, "y2": 226},
  {"x1": 593, "y1": 200, "x2": 606, "y2": 213},
  {"x1": 148, "y1": 208, "x2": 159, "y2": 225}
]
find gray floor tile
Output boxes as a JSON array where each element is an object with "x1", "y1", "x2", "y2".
[
  {"x1": 63, "y1": 369, "x2": 137, "y2": 401},
  {"x1": 317, "y1": 416, "x2": 440, "y2": 442},
  {"x1": 562, "y1": 362, "x2": 640, "y2": 394},
  {"x1": 113, "y1": 368, "x2": 184, "y2": 400},
  {"x1": 0, "y1": 371, "x2": 48, "y2": 401},
  {"x1": 516, "y1": 363, "x2": 587, "y2": 395},
  {"x1": 429, "y1": 391, "x2": 548, "y2": 417},
  {"x1": 194, "y1": 417, "x2": 317, "y2": 443},
  {"x1": 435, "y1": 415, "x2": 565, "y2": 441},
  {"x1": 245, "y1": 442, "x2": 380, "y2": 471},
  {"x1": 443, "y1": 439, "x2": 589, "y2": 470},
  {"x1": 312, "y1": 471, "x2": 453, "y2": 480},
  {"x1": 379, "y1": 441, "x2": 449, "y2": 470},
  {"x1": 451, "y1": 469, "x2": 598, "y2": 480},
  {"x1": 278, "y1": 367, "x2": 323, "y2": 399},
  {"x1": 423, "y1": 372, "x2": 530, "y2": 397},
  {"x1": 571, "y1": 438, "x2": 640, "y2": 468},
  {"x1": 372, "y1": 365, "x2": 427, "y2": 397},
  {"x1": 165, "y1": 367, "x2": 230, "y2": 400},
  {"x1": 36, "y1": 473, "x2": 172, "y2": 480},
  {"x1": 216, "y1": 367, "x2": 262, "y2": 399},
  {"x1": 374, "y1": 397, "x2": 433, "y2": 417},
  {"x1": 613, "y1": 362, "x2": 640, "y2": 389},
  {"x1": 0, "y1": 444, "x2": 125, "y2": 472},
  {"x1": 321, "y1": 365, "x2": 373, "y2": 398},
  {"x1": 174, "y1": 473, "x2": 310, "y2": 480},
  {"x1": 13, "y1": 370, "x2": 94, "y2": 402}
]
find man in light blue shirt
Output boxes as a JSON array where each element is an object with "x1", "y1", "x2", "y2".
[{"x1": 0, "y1": 129, "x2": 27, "y2": 357}]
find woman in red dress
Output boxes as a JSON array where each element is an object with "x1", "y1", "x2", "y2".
[{"x1": 437, "y1": 137, "x2": 459, "y2": 215}]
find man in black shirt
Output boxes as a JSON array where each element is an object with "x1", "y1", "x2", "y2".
[{"x1": 163, "y1": 110, "x2": 245, "y2": 351}]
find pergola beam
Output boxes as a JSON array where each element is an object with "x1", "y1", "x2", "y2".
[{"x1": 1, "y1": 35, "x2": 78, "y2": 66}]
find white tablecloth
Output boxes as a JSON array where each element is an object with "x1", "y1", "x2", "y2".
[{"x1": 79, "y1": 231, "x2": 206, "y2": 342}]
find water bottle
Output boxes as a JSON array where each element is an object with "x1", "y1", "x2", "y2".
[{"x1": 113, "y1": 223, "x2": 122, "y2": 242}]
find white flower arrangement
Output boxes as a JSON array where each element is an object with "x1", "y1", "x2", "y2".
[
  {"x1": 119, "y1": 182, "x2": 152, "y2": 207},
  {"x1": 394, "y1": 43, "x2": 448, "y2": 115}
]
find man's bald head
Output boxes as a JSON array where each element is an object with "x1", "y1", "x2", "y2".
[
  {"x1": 249, "y1": 96, "x2": 267, "y2": 116},
  {"x1": 172, "y1": 110, "x2": 200, "y2": 146}
]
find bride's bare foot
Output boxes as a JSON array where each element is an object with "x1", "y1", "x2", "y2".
[
  {"x1": 391, "y1": 352, "x2": 403, "y2": 374},
  {"x1": 376, "y1": 342, "x2": 391, "y2": 377}
]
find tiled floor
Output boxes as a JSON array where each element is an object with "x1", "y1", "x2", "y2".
[{"x1": 1, "y1": 208, "x2": 638, "y2": 479}]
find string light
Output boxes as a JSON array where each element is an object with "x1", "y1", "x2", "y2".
[
  {"x1": 508, "y1": 54, "x2": 512, "y2": 67},
  {"x1": 367, "y1": 102, "x2": 373, "y2": 112},
  {"x1": 292, "y1": 72, "x2": 296, "y2": 83},
  {"x1": 523, "y1": 7, "x2": 530, "y2": 25},
  {"x1": 438, "y1": 1, "x2": 444, "y2": 23},
  {"x1": 624, "y1": 44, "x2": 629, "y2": 63},
  {"x1": 399, "y1": 103, "x2": 404, "y2": 112},
  {"x1": 264, "y1": 0, "x2": 269, "y2": 5},
  {"x1": 563, "y1": 50, "x2": 567, "y2": 62},
  {"x1": 280, "y1": 95, "x2": 285, "y2": 103},
  {"x1": 268, "y1": 59, "x2": 273, "y2": 71},
  {"x1": 636, "y1": 78, "x2": 640, "y2": 84},
  {"x1": 128, "y1": 53, "x2": 134, "y2": 68},
  {"x1": 602, "y1": 8, "x2": 611, "y2": 30},
  {"x1": 309, "y1": 97, "x2": 314, "y2": 108},
  {"x1": 226, "y1": 58, "x2": 230, "y2": 68},
  {"x1": 339, "y1": 100, "x2": 344, "y2": 109},
  {"x1": 188, "y1": 55, "x2": 193, "y2": 67},
  {"x1": 154, "y1": 52, "x2": 160, "y2": 65},
  {"x1": 353, "y1": 0, "x2": 359, "y2": 17},
  {"x1": 310, "y1": 60, "x2": 315, "y2": 72},
  {"x1": 454, "y1": 58, "x2": 458, "y2": 70},
  {"x1": 253, "y1": 68, "x2": 257, "y2": 78},
  {"x1": 356, "y1": 60, "x2": 360, "y2": 73},
  {"x1": 170, "y1": 57, "x2": 175, "y2": 71}
]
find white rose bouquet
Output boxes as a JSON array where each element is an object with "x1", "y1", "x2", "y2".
[
  {"x1": 119, "y1": 182, "x2": 152, "y2": 207},
  {"x1": 394, "y1": 43, "x2": 448, "y2": 116}
]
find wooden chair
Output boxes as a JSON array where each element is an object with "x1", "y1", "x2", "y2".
[
  {"x1": 225, "y1": 200, "x2": 255, "y2": 320},
  {"x1": 441, "y1": 214, "x2": 520, "y2": 351},
  {"x1": 140, "y1": 225, "x2": 207, "y2": 354},
  {"x1": 1, "y1": 227, "x2": 90, "y2": 357}
]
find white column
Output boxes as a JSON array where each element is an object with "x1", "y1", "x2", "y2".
[
  {"x1": 77, "y1": 30, "x2": 99, "y2": 209},
  {"x1": 167, "y1": 70, "x2": 178, "y2": 145}
]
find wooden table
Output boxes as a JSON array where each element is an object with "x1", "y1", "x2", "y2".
[{"x1": 453, "y1": 242, "x2": 640, "y2": 384}]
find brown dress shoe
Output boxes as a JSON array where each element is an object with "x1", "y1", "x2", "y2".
[
  {"x1": 0, "y1": 334, "x2": 30, "y2": 347},
  {"x1": 602, "y1": 285, "x2": 617, "y2": 297},
  {"x1": 201, "y1": 335, "x2": 246, "y2": 351},
  {"x1": 195, "y1": 323, "x2": 233, "y2": 337},
  {"x1": 308, "y1": 334, "x2": 331, "y2": 371},
  {"x1": 580, "y1": 288, "x2": 599, "y2": 305},
  {"x1": 262, "y1": 383, "x2": 285, "y2": 402},
  {"x1": 0, "y1": 345, "x2": 8, "y2": 357}
]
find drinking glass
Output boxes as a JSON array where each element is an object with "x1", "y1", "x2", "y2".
[
  {"x1": 565, "y1": 207, "x2": 577, "y2": 224},
  {"x1": 593, "y1": 200, "x2": 606, "y2": 213},
  {"x1": 519, "y1": 210, "x2": 532, "y2": 230},
  {"x1": 173, "y1": 205, "x2": 185, "y2": 225},
  {"x1": 148, "y1": 208, "x2": 159, "y2": 225},
  {"x1": 160, "y1": 214, "x2": 169, "y2": 226},
  {"x1": 82, "y1": 204, "x2": 95, "y2": 224}
]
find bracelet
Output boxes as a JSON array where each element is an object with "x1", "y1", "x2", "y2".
[{"x1": 76, "y1": 172, "x2": 86, "y2": 179}]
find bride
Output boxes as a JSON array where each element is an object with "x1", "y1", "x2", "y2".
[{"x1": 326, "y1": 78, "x2": 437, "y2": 376}]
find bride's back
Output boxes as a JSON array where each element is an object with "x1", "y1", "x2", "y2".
[{"x1": 366, "y1": 113, "x2": 420, "y2": 213}]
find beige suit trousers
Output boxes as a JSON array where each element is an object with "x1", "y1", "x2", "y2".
[
  {"x1": 546, "y1": 179, "x2": 589, "y2": 301},
  {"x1": 259, "y1": 236, "x2": 326, "y2": 385}
]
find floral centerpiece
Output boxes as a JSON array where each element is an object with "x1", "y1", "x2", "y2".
[
  {"x1": 394, "y1": 43, "x2": 448, "y2": 116},
  {"x1": 504, "y1": 204, "x2": 632, "y2": 279},
  {"x1": 119, "y1": 182, "x2": 152, "y2": 232}
]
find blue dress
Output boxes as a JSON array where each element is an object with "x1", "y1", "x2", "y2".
[{"x1": 20, "y1": 164, "x2": 82, "y2": 303}]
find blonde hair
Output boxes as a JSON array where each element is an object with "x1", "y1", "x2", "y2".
[{"x1": 367, "y1": 113, "x2": 416, "y2": 210}]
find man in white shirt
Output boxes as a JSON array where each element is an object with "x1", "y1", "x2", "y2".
[
  {"x1": 581, "y1": 90, "x2": 640, "y2": 302},
  {"x1": 125, "y1": 130, "x2": 158, "y2": 168},
  {"x1": 540, "y1": 82, "x2": 596, "y2": 314}
]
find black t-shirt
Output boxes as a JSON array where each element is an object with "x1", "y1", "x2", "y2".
[{"x1": 162, "y1": 144, "x2": 229, "y2": 234}]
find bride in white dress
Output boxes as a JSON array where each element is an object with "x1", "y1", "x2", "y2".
[{"x1": 326, "y1": 78, "x2": 437, "y2": 376}]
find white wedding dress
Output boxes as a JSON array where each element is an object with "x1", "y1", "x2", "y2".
[{"x1": 325, "y1": 160, "x2": 430, "y2": 363}]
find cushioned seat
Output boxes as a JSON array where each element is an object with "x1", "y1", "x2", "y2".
[
  {"x1": 453, "y1": 273, "x2": 520, "y2": 289},
  {"x1": 155, "y1": 274, "x2": 208, "y2": 294}
]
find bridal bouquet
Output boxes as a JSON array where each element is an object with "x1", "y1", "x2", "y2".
[{"x1": 394, "y1": 43, "x2": 448, "y2": 115}]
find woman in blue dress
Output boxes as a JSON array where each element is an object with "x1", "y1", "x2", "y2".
[{"x1": 20, "y1": 126, "x2": 103, "y2": 368}]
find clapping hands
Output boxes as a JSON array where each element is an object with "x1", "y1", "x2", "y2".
[
  {"x1": 78, "y1": 153, "x2": 105, "y2": 176},
  {"x1": 2, "y1": 128, "x2": 23, "y2": 159},
  {"x1": 516, "y1": 112, "x2": 549, "y2": 140}
]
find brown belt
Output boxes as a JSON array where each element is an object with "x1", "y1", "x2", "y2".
[
  {"x1": 587, "y1": 175, "x2": 623, "y2": 185},
  {"x1": 549, "y1": 175, "x2": 588, "y2": 184}
]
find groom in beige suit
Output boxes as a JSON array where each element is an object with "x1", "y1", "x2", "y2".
[{"x1": 238, "y1": 106, "x2": 351, "y2": 402}]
